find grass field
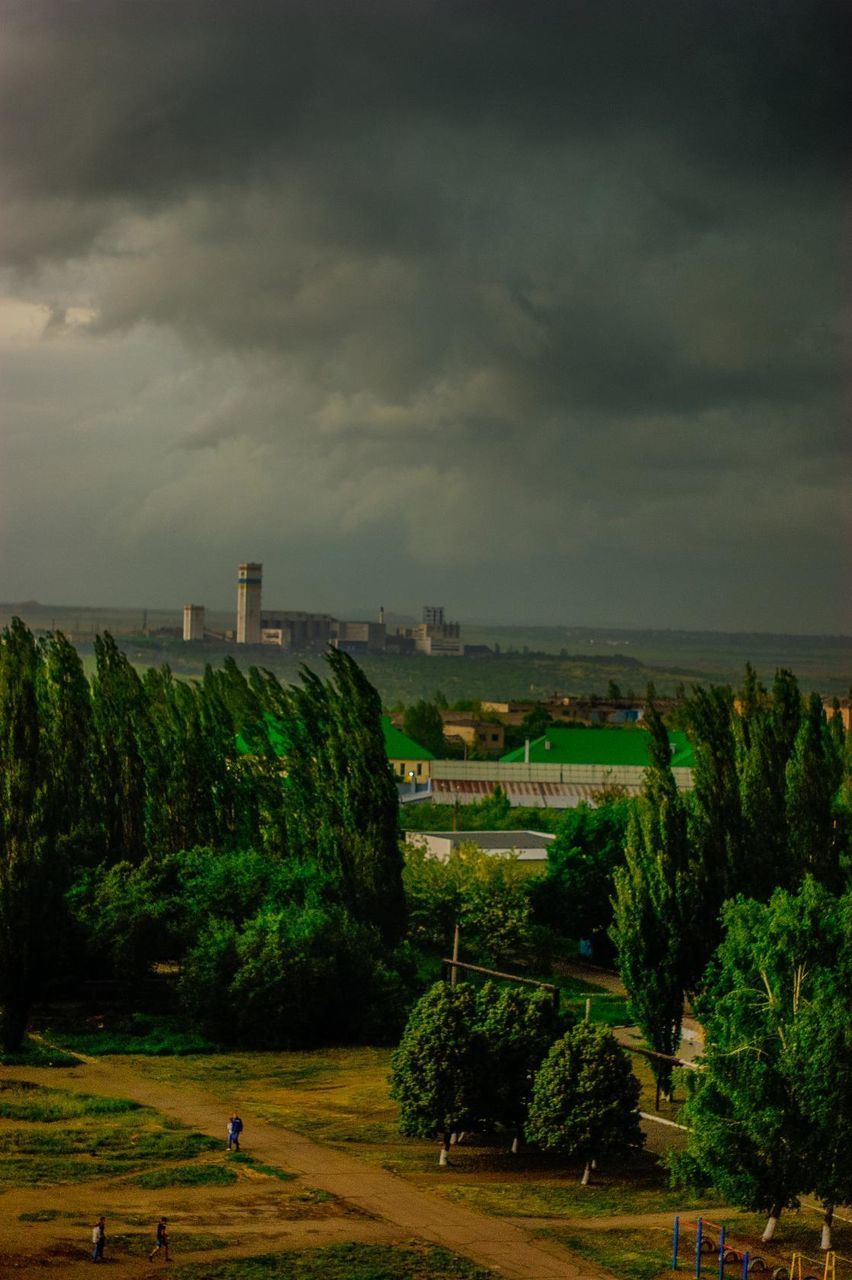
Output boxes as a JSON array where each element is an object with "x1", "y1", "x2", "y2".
[{"x1": 170, "y1": 1243, "x2": 496, "y2": 1280}]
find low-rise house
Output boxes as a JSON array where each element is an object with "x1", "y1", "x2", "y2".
[
  {"x1": 414, "y1": 829, "x2": 555, "y2": 864},
  {"x1": 382, "y1": 716, "x2": 435, "y2": 784}
]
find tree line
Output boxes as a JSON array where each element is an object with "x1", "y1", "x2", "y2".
[
  {"x1": 0, "y1": 619, "x2": 406, "y2": 1051},
  {"x1": 608, "y1": 672, "x2": 849, "y2": 1244}
]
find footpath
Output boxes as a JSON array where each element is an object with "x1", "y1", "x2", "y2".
[{"x1": 3, "y1": 1053, "x2": 615, "y2": 1280}]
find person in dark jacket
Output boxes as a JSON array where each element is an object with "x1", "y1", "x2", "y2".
[
  {"x1": 148, "y1": 1217, "x2": 170, "y2": 1262},
  {"x1": 227, "y1": 1112, "x2": 244, "y2": 1151}
]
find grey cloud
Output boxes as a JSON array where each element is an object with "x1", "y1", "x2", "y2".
[{"x1": 0, "y1": 0, "x2": 847, "y2": 630}]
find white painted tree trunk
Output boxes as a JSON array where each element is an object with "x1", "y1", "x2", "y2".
[
  {"x1": 511, "y1": 1135, "x2": 519, "y2": 1154},
  {"x1": 581, "y1": 1161, "x2": 591, "y2": 1186},
  {"x1": 821, "y1": 1207, "x2": 833, "y2": 1251},
  {"x1": 449, "y1": 1132, "x2": 457, "y2": 1145},
  {"x1": 761, "y1": 1214, "x2": 778, "y2": 1242},
  {"x1": 439, "y1": 1145, "x2": 448, "y2": 1166}
]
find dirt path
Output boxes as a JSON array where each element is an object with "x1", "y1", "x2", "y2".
[{"x1": 1, "y1": 1056, "x2": 615, "y2": 1280}]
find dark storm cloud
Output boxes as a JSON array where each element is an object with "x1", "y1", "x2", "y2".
[{"x1": 0, "y1": 0, "x2": 848, "y2": 628}]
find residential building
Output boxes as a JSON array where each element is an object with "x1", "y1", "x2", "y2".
[
  {"x1": 440, "y1": 712, "x2": 505, "y2": 755},
  {"x1": 382, "y1": 716, "x2": 435, "y2": 784}
]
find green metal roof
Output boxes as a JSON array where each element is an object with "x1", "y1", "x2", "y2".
[
  {"x1": 381, "y1": 716, "x2": 435, "y2": 761},
  {"x1": 501, "y1": 727, "x2": 694, "y2": 768},
  {"x1": 235, "y1": 712, "x2": 434, "y2": 762}
]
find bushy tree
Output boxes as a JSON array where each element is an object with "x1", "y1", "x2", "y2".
[
  {"x1": 403, "y1": 840, "x2": 535, "y2": 967},
  {"x1": 526, "y1": 1021, "x2": 643, "y2": 1184},
  {"x1": 475, "y1": 981, "x2": 566, "y2": 1149},
  {"x1": 402, "y1": 700, "x2": 446, "y2": 758},
  {"x1": 391, "y1": 981, "x2": 485, "y2": 1162},
  {"x1": 676, "y1": 880, "x2": 837, "y2": 1242},
  {"x1": 530, "y1": 799, "x2": 631, "y2": 956}
]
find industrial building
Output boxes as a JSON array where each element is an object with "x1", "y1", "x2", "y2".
[
  {"x1": 236, "y1": 562, "x2": 263, "y2": 644},
  {"x1": 182, "y1": 604, "x2": 205, "y2": 641}
]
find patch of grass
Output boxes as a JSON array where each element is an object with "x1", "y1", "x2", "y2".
[
  {"x1": 136, "y1": 1162, "x2": 238, "y2": 1188},
  {"x1": 441, "y1": 1175, "x2": 726, "y2": 1220},
  {"x1": 41, "y1": 1013, "x2": 216, "y2": 1057},
  {"x1": 0, "y1": 1079, "x2": 140, "y2": 1122},
  {"x1": 18, "y1": 1208, "x2": 67, "y2": 1222},
  {"x1": 0, "y1": 1035, "x2": 80, "y2": 1067},
  {"x1": 543, "y1": 1226, "x2": 671, "y2": 1280},
  {"x1": 171, "y1": 1242, "x2": 495, "y2": 1280},
  {"x1": 0, "y1": 1080, "x2": 220, "y2": 1186},
  {"x1": 0, "y1": 1124, "x2": 219, "y2": 1162}
]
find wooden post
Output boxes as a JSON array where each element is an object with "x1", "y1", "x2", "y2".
[
  {"x1": 584, "y1": 997, "x2": 591, "y2": 1023},
  {"x1": 451, "y1": 924, "x2": 460, "y2": 988}
]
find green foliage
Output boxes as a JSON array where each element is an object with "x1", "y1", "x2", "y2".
[
  {"x1": 402, "y1": 700, "x2": 446, "y2": 757},
  {"x1": 610, "y1": 705, "x2": 694, "y2": 1097},
  {"x1": 0, "y1": 1080, "x2": 139, "y2": 1122},
  {"x1": 390, "y1": 982, "x2": 485, "y2": 1141},
  {"x1": 403, "y1": 841, "x2": 537, "y2": 968},
  {"x1": 675, "y1": 879, "x2": 850, "y2": 1230},
  {"x1": 530, "y1": 799, "x2": 631, "y2": 954},
  {"x1": 525, "y1": 1021, "x2": 642, "y2": 1174},
  {"x1": 474, "y1": 982, "x2": 566, "y2": 1135},
  {"x1": 0, "y1": 620, "x2": 55, "y2": 1048}
]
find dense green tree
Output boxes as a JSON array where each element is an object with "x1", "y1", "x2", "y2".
[
  {"x1": 403, "y1": 840, "x2": 536, "y2": 968},
  {"x1": 36, "y1": 631, "x2": 97, "y2": 864},
  {"x1": 677, "y1": 880, "x2": 835, "y2": 1242},
  {"x1": 0, "y1": 620, "x2": 51, "y2": 1047},
  {"x1": 531, "y1": 799, "x2": 631, "y2": 956},
  {"x1": 474, "y1": 982, "x2": 565, "y2": 1149},
  {"x1": 260, "y1": 649, "x2": 405, "y2": 947},
  {"x1": 611, "y1": 704, "x2": 694, "y2": 1104},
  {"x1": 402, "y1": 700, "x2": 446, "y2": 758},
  {"x1": 90, "y1": 633, "x2": 148, "y2": 864},
  {"x1": 390, "y1": 981, "x2": 485, "y2": 1163},
  {"x1": 786, "y1": 693, "x2": 844, "y2": 888},
  {"x1": 526, "y1": 1021, "x2": 642, "y2": 1183}
]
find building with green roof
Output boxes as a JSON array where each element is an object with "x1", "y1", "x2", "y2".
[
  {"x1": 236, "y1": 712, "x2": 435, "y2": 784},
  {"x1": 382, "y1": 716, "x2": 435, "y2": 783},
  {"x1": 501, "y1": 726, "x2": 693, "y2": 769}
]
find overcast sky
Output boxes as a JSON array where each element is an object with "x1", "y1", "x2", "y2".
[{"x1": 1, "y1": 0, "x2": 848, "y2": 631}]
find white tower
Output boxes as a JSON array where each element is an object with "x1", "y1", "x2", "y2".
[
  {"x1": 182, "y1": 604, "x2": 205, "y2": 641},
  {"x1": 236, "y1": 562, "x2": 262, "y2": 644}
]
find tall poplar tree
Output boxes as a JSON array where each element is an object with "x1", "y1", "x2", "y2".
[
  {"x1": 611, "y1": 701, "x2": 695, "y2": 1104},
  {"x1": 0, "y1": 620, "x2": 50, "y2": 1048},
  {"x1": 90, "y1": 634, "x2": 148, "y2": 864}
]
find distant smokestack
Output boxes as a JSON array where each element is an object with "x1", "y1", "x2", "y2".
[{"x1": 379, "y1": 605, "x2": 385, "y2": 625}]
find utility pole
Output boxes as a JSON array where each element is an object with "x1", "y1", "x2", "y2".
[{"x1": 450, "y1": 924, "x2": 460, "y2": 989}]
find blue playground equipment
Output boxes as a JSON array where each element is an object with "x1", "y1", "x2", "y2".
[{"x1": 672, "y1": 1216, "x2": 779, "y2": 1278}]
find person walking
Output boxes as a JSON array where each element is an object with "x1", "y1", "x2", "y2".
[
  {"x1": 91, "y1": 1216, "x2": 105, "y2": 1262},
  {"x1": 148, "y1": 1217, "x2": 170, "y2": 1263},
  {"x1": 227, "y1": 1112, "x2": 243, "y2": 1152}
]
